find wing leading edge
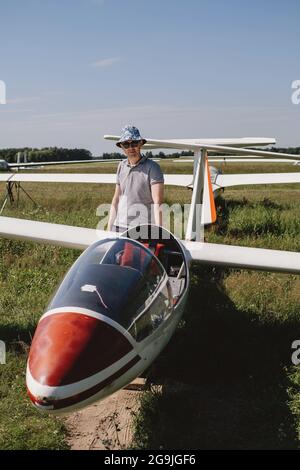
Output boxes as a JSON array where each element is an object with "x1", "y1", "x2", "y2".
[
  {"x1": 8, "y1": 159, "x2": 120, "y2": 169},
  {"x1": 0, "y1": 216, "x2": 113, "y2": 250},
  {"x1": 215, "y1": 173, "x2": 300, "y2": 188},
  {"x1": 104, "y1": 136, "x2": 300, "y2": 161},
  {"x1": 104, "y1": 135, "x2": 276, "y2": 148},
  {"x1": 183, "y1": 241, "x2": 300, "y2": 275},
  {"x1": 0, "y1": 173, "x2": 192, "y2": 187},
  {"x1": 0, "y1": 216, "x2": 299, "y2": 275}
]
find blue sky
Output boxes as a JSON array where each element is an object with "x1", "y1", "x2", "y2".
[{"x1": 0, "y1": 0, "x2": 299, "y2": 155}]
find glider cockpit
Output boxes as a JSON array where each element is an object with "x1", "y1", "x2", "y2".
[{"x1": 48, "y1": 232, "x2": 186, "y2": 342}]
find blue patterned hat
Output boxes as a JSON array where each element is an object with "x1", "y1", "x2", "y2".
[{"x1": 116, "y1": 125, "x2": 147, "y2": 147}]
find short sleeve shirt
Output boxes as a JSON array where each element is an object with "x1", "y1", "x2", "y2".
[{"x1": 115, "y1": 156, "x2": 164, "y2": 227}]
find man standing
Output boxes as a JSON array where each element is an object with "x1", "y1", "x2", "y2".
[{"x1": 108, "y1": 125, "x2": 164, "y2": 232}]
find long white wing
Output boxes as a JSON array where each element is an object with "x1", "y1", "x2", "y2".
[
  {"x1": 1, "y1": 216, "x2": 299, "y2": 274},
  {"x1": 0, "y1": 216, "x2": 112, "y2": 250},
  {"x1": 0, "y1": 173, "x2": 117, "y2": 184},
  {"x1": 176, "y1": 158, "x2": 298, "y2": 163},
  {"x1": 105, "y1": 136, "x2": 276, "y2": 148},
  {"x1": 2, "y1": 171, "x2": 298, "y2": 196},
  {"x1": 8, "y1": 159, "x2": 122, "y2": 169},
  {"x1": 180, "y1": 172, "x2": 300, "y2": 192},
  {"x1": 0, "y1": 173, "x2": 192, "y2": 187},
  {"x1": 182, "y1": 241, "x2": 300, "y2": 274},
  {"x1": 215, "y1": 173, "x2": 300, "y2": 189},
  {"x1": 104, "y1": 136, "x2": 300, "y2": 161}
]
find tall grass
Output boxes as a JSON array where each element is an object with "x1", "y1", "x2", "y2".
[{"x1": 0, "y1": 161, "x2": 299, "y2": 449}]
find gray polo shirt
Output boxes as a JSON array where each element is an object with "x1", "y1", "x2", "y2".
[{"x1": 115, "y1": 156, "x2": 164, "y2": 227}]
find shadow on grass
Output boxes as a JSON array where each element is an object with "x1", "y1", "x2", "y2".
[
  {"x1": 215, "y1": 196, "x2": 244, "y2": 235},
  {"x1": 0, "y1": 323, "x2": 36, "y2": 354},
  {"x1": 134, "y1": 265, "x2": 299, "y2": 450}
]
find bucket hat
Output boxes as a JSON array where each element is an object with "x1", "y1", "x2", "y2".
[{"x1": 116, "y1": 125, "x2": 147, "y2": 147}]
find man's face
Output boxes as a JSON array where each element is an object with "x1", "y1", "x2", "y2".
[{"x1": 121, "y1": 140, "x2": 143, "y2": 159}]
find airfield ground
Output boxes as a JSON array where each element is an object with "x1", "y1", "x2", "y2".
[{"x1": 0, "y1": 160, "x2": 299, "y2": 449}]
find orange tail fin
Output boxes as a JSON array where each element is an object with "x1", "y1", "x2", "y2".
[{"x1": 201, "y1": 158, "x2": 217, "y2": 225}]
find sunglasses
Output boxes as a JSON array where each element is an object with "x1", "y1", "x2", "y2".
[{"x1": 121, "y1": 140, "x2": 140, "y2": 149}]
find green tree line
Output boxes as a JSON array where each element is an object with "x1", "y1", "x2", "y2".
[{"x1": 0, "y1": 147, "x2": 92, "y2": 163}]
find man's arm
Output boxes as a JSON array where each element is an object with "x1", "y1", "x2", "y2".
[
  {"x1": 151, "y1": 182, "x2": 164, "y2": 226},
  {"x1": 107, "y1": 184, "x2": 121, "y2": 230}
]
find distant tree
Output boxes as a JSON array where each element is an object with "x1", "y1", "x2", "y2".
[
  {"x1": 102, "y1": 152, "x2": 124, "y2": 160},
  {"x1": 145, "y1": 151, "x2": 154, "y2": 159},
  {"x1": 0, "y1": 147, "x2": 93, "y2": 163},
  {"x1": 158, "y1": 151, "x2": 166, "y2": 158}
]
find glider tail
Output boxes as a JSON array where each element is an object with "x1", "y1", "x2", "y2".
[{"x1": 202, "y1": 158, "x2": 217, "y2": 225}]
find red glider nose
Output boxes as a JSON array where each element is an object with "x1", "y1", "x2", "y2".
[{"x1": 26, "y1": 309, "x2": 139, "y2": 412}]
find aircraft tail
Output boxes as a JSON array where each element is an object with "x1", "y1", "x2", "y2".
[{"x1": 202, "y1": 158, "x2": 217, "y2": 225}]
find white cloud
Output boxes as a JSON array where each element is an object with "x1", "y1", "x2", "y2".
[{"x1": 91, "y1": 57, "x2": 121, "y2": 68}]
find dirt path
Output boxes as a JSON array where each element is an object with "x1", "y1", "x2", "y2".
[
  {"x1": 64, "y1": 380, "x2": 197, "y2": 450},
  {"x1": 65, "y1": 385, "x2": 144, "y2": 450}
]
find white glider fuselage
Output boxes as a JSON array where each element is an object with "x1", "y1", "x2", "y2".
[{"x1": 26, "y1": 227, "x2": 189, "y2": 414}]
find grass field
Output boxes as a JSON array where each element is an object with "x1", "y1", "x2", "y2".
[{"x1": 0, "y1": 160, "x2": 299, "y2": 449}]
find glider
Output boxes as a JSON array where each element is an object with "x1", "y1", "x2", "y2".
[{"x1": 0, "y1": 135, "x2": 299, "y2": 414}]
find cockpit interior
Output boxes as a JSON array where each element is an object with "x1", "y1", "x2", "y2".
[{"x1": 48, "y1": 226, "x2": 187, "y2": 342}]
